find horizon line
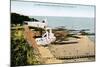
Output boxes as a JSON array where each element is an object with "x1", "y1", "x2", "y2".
[{"x1": 11, "y1": 12, "x2": 95, "y2": 18}]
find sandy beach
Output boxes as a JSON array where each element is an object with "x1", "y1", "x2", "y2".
[
  {"x1": 24, "y1": 25, "x2": 95, "y2": 64},
  {"x1": 11, "y1": 25, "x2": 95, "y2": 65},
  {"x1": 48, "y1": 35, "x2": 95, "y2": 58},
  {"x1": 36, "y1": 35, "x2": 95, "y2": 64}
]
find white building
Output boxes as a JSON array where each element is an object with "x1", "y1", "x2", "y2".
[
  {"x1": 24, "y1": 21, "x2": 47, "y2": 29},
  {"x1": 24, "y1": 20, "x2": 56, "y2": 45}
]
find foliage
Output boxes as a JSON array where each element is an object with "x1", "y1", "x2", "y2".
[
  {"x1": 11, "y1": 29, "x2": 40, "y2": 66},
  {"x1": 11, "y1": 13, "x2": 30, "y2": 25},
  {"x1": 11, "y1": 13, "x2": 39, "y2": 25}
]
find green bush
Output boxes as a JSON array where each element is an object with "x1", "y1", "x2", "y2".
[{"x1": 11, "y1": 29, "x2": 40, "y2": 66}]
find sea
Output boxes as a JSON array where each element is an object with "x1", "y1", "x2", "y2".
[{"x1": 30, "y1": 16, "x2": 95, "y2": 42}]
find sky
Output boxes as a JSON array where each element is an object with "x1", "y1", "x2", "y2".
[{"x1": 11, "y1": 1, "x2": 95, "y2": 17}]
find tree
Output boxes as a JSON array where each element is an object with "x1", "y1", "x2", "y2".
[{"x1": 11, "y1": 29, "x2": 40, "y2": 66}]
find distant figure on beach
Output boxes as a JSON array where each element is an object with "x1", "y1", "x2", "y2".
[{"x1": 42, "y1": 20, "x2": 45, "y2": 23}]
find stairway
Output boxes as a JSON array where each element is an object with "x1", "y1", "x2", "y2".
[{"x1": 23, "y1": 25, "x2": 62, "y2": 64}]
